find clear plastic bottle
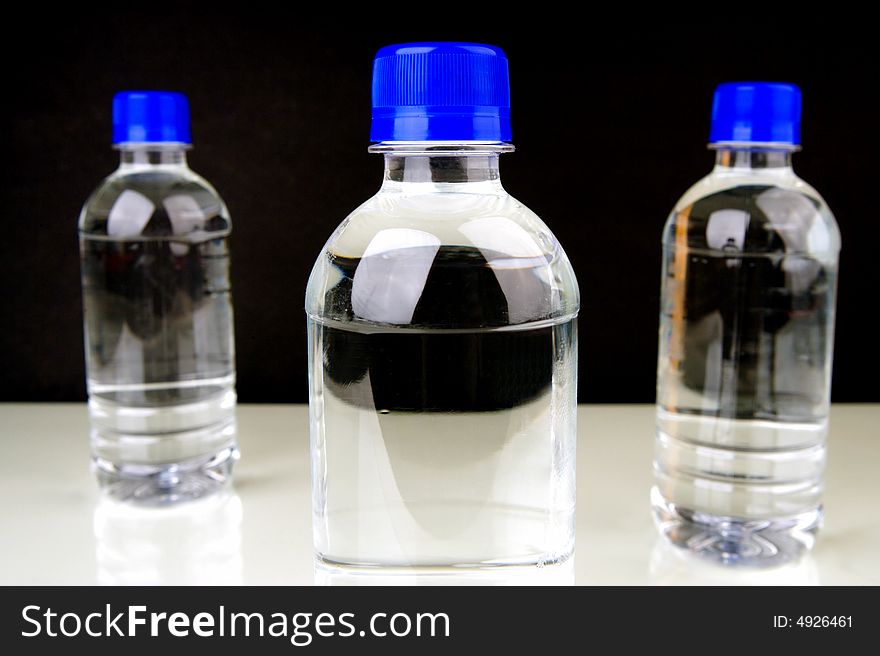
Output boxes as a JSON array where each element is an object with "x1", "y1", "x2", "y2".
[
  {"x1": 653, "y1": 82, "x2": 840, "y2": 564},
  {"x1": 79, "y1": 91, "x2": 237, "y2": 504},
  {"x1": 306, "y1": 43, "x2": 579, "y2": 570}
]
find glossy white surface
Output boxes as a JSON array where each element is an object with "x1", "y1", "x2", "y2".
[{"x1": 1, "y1": 404, "x2": 876, "y2": 585}]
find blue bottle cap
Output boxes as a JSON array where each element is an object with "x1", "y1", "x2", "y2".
[
  {"x1": 112, "y1": 91, "x2": 192, "y2": 145},
  {"x1": 370, "y1": 42, "x2": 511, "y2": 142},
  {"x1": 709, "y1": 82, "x2": 802, "y2": 146}
]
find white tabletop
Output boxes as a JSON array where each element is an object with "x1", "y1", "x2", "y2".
[{"x1": 1, "y1": 404, "x2": 877, "y2": 586}]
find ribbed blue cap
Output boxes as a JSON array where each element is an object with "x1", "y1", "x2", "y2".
[
  {"x1": 709, "y1": 82, "x2": 802, "y2": 146},
  {"x1": 112, "y1": 91, "x2": 192, "y2": 145},
  {"x1": 370, "y1": 42, "x2": 511, "y2": 142}
]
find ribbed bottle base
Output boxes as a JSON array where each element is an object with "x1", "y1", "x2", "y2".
[
  {"x1": 651, "y1": 488, "x2": 821, "y2": 567},
  {"x1": 94, "y1": 446, "x2": 238, "y2": 506}
]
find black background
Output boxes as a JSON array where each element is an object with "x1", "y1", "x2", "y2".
[{"x1": 2, "y1": 11, "x2": 877, "y2": 403}]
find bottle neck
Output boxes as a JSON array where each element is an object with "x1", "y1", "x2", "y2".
[
  {"x1": 712, "y1": 146, "x2": 795, "y2": 173},
  {"x1": 371, "y1": 143, "x2": 512, "y2": 191},
  {"x1": 117, "y1": 144, "x2": 190, "y2": 168}
]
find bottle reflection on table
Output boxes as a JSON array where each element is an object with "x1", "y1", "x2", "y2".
[
  {"x1": 93, "y1": 490, "x2": 243, "y2": 585},
  {"x1": 648, "y1": 537, "x2": 819, "y2": 585}
]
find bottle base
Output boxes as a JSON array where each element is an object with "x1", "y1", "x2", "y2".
[
  {"x1": 651, "y1": 488, "x2": 821, "y2": 567},
  {"x1": 94, "y1": 446, "x2": 239, "y2": 506},
  {"x1": 314, "y1": 550, "x2": 573, "y2": 577},
  {"x1": 314, "y1": 553, "x2": 574, "y2": 585}
]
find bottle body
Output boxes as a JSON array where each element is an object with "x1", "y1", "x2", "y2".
[
  {"x1": 653, "y1": 149, "x2": 840, "y2": 564},
  {"x1": 79, "y1": 147, "x2": 237, "y2": 504},
  {"x1": 307, "y1": 151, "x2": 579, "y2": 569}
]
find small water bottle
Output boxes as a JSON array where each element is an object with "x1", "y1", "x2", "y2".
[
  {"x1": 306, "y1": 42, "x2": 579, "y2": 570},
  {"x1": 653, "y1": 82, "x2": 840, "y2": 564},
  {"x1": 79, "y1": 91, "x2": 237, "y2": 504}
]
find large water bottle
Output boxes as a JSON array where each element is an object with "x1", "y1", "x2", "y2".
[
  {"x1": 306, "y1": 42, "x2": 579, "y2": 570},
  {"x1": 653, "y1": 82, "x2": 840, "y2": 565},
  {"x1": 79, "y1": 91, "x2": 237, "y2": 504}
]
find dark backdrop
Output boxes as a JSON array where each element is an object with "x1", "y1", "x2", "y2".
[{"x1": 2, "y1": 12, "x2": 877, "y2": 403}]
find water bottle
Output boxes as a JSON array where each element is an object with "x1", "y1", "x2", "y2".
[
  {"x1": 79, "y1": 91, "x2": 237, "y2": 504},
  {"x1": 306, "y1": 42, "x2": 579, "y2": 570},
  {"x1": 653, "y1": 82, "x2": 840, "y2": 564}
]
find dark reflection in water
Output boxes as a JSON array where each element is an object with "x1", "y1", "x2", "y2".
[
  {"x1": 668, "y1": 185, "x2": 834, "y2": 420},
  {"x1": 322, "y1": 245, "x2": 560, "y2": 412}
]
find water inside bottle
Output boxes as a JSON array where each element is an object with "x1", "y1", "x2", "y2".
[
  {"x1": 654, "y1": 183, "x2": 837, "y2": 564},
  {"x1": 80, "y1": 172, "x2": 237, "y2": 503},
  {"x1": 310, "y1": 246, "x2": 577, "y2": 568}
]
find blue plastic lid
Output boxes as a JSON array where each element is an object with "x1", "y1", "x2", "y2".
[
  {"x1": 709, "y1": 82, "x2": 802, "y2": 146},
  {"x1": 370, "y1": 42, "x2": 511, "y2": 142},
  {"x1": 112, "y1": 91, "x2": 192, "y2": 145}
]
